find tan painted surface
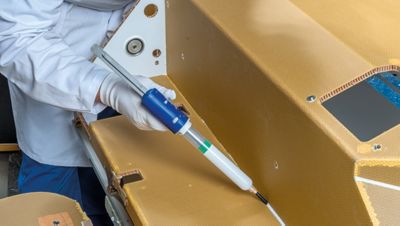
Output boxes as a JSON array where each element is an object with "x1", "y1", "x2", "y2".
[
  {"x1": 356, "y1": 161, "x2": 400, "y2": 187},
  {"x1": 0, "y1": 192, "x2": 90, "y2": 225},
  {"x1": 165, "y1": 0, "x2": 400, "y2": 225},
  {"x1": 86, "y1": 0, "x2": 399, "y2": 224},
  {"x1": 89, "y1": 76, "x2": 279, "y2": 225},
  {"x1": 289, "y1": 0, "x2": 400, "y2": 67}
]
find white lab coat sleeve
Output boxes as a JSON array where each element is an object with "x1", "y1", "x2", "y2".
[{"x1": 0, "y1": 0, "x2": 110, "y2": 113}]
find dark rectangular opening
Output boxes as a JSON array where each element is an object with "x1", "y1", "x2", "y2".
[{"x1": 322, "y1": 72, "x2": 400, "y2": 141}]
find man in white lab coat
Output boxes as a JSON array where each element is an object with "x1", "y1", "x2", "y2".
[{"x1": 0, "y1": 1, "x2": 175, "y2": 225}]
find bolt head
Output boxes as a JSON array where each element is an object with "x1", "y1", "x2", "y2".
[{"x1": 126, "y1": 38, "x2": 144, "y2": 55}]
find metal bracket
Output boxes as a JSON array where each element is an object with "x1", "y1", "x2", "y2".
[
  {"x1": 109, "y1": 170, "x2": 144, "y2": 206},
  {"x1": 94, "y1": 0, "x2": 167, "y2": 78}
]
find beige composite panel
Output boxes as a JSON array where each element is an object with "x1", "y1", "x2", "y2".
[
  {"x1": 89, "y1": 76, "x2": 279, "y2": 225},
  {"x1": 0, "y1": 192, "x2": 90, "y2": 225},
  {"x1": 357, "y1": 182, "x2": 400, "y2": 226},
  {"x1": 165, "y1": 0, "x2": 400, "y2": 225}
]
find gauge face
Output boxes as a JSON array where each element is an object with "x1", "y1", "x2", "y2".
[{"x1": 322, "y1": 72, "x2": 400, "y2": 141}]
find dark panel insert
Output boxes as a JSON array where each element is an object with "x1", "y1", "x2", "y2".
[{"x1": 322, "y1": 72, "x2": 400, "y2": 141}]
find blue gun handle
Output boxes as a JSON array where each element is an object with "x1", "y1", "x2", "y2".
[{"x1": 142, "y1": 88, "x2": 189, "y2": 133}]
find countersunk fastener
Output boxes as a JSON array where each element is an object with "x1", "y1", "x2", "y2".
[
  {"x1": 306, "y1": 95, "x2": 316, "y2": 103},
  {"x1": 126, "y1": 38, "x2": 144, "y2": 56},
  {"x1": 372, "y1": 144, "x2": 382, "y2": 152}
]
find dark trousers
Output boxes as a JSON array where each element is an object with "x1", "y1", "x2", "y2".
[
  {"x1": 18, "y1": 107, "x2": 120, "y2": 225},
  {"x1": 18, "y1": 153, "x2": 113, "y2": 226}
]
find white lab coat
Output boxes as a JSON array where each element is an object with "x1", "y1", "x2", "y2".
[{"x1": 0, "y1": 0, "x2": 133, "y2": 166}]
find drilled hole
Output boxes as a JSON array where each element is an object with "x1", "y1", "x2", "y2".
[
  {"x1": 152, "y1": 49, "x2": 161, "y2": 58},
  {"x1": 273, "y1": 161, "x2": 279, "y2": 170},
  {"x1": 144, "y1": 4, "x2": 158, "y2": 18}
]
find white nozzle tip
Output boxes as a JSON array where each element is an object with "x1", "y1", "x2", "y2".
[{"x1": 249, "y1": 186, "x2": 258, "y2": 194}]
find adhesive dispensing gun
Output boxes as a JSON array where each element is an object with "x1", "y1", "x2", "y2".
[{"x1": 91, "y1": 44, "x2": 279, "y2": 215}]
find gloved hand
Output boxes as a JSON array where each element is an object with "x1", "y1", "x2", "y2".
[{"x1": 99, "y1": 74, "x2": 176, "y2": 131}]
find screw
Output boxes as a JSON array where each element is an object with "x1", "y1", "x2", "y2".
[
  {"x1": 53, "y1": 220, "x2": 60, "y2": 226},
  {"x1": 372, "y1": 144, "x2": 382, "y2": 152},
  {"x1": 126, "y1": 38, "x2": 144, "y2": 56},
  {"x1": 306, "y1": 95, "x2": 316, "y2": 103}
]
